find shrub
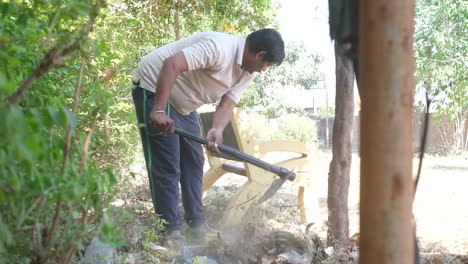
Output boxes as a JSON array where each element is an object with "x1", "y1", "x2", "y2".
[
  {"x1": 0, "y1": 106, "x2": 120, "y2": 263},
  {"x1": 246, "y1": 111, "x2": 318, "y2": 144},
  {"x1": 273, "y1": 114, "x2": 318, "y2": 144}
]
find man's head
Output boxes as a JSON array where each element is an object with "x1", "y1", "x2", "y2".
[{"x1": 242, "y1": 28, "x2": 285, "y2": 74}]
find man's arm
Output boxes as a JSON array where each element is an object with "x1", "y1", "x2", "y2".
[
  {"x1": 151, "y1": 51, "x2": 188, "y2": 134},
  {"x1": 206, "y1": 95, "x2": 237, "y2": 152}
]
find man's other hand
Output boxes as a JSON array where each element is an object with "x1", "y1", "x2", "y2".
[
  {"x1": 206, "y1": 128, "x2": 223, "y2": 153},
  {"x1": 150, "y1": 111, "x2": 174, "y2": 134}
]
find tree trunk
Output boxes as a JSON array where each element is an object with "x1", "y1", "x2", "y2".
[
  {"x1": 327, "y1": 43, "x2": 354, "y2": 249},
  {"x1": 359, "y1": 0, "x2": 415, "y2": 263}
]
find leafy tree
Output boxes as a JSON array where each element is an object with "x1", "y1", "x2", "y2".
[
  {"x1": 0, "y1": 1, "x2": 125, "y2": 262},
  {"x1": 0, "y1": 0, "x2": 281, "y2": 262},
  {"x1": 247, "y1": 112, "x2": 318, "y2": 143},
  {"x1": 239, "y1": 41, "x2": 324, "y2": 118},
  {"x1": 123, "y1": 0, "x2": 279, "y2": 44},
  {"x1": 415, "y1": 0, "x2": 468, "y2": 152}
]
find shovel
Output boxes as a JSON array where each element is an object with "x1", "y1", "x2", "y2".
[{"x1": 174, "y1": 128, "x2": 296, "y2": 203}]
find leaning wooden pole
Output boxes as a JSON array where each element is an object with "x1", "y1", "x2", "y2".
[{"x1": 359, "y1": 0, "x2": 415, "y2": 263}]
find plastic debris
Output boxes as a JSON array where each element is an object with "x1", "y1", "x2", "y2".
[{"x1": 325, "y1": 246, "x2": 334, "y2": 256}]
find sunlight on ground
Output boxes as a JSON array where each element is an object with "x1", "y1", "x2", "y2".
[
  {"x1": 314, "y1": 151, "x2": 468, "y2": 255},
  {"x1": 208, "y1": 150, "x2": 468, "y2": 255},
  {"x1": 126, "y1": 147, "x2": 467, "y2": 264}
]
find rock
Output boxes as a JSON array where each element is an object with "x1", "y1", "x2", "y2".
[
  {"x1": 82, "y1": 237, "x2": 117, "y2": 264},
  {"x1": 278, "y1": 250, "x2": 312, "y2": 264},
  {"x1": 148, "y1": 242, "x2": 168, "y2": 252},
  {"x1": 126, "y1": 219, "x2": 145, "y2": 245},
  {"x1": 148, "y1": 242, "x2": 173, "y2": 260},
  {"x1": 123, "y1": 253, "x2": 144, "y2": 264}
]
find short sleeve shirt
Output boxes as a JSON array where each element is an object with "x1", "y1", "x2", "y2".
[{"x1": 132, "y1": 32, "x2": 254, "y2": 115}]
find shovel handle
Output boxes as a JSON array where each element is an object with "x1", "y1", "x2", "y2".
[{"x1": 175, "y1": 128, "x2": 295, "y2": 181}]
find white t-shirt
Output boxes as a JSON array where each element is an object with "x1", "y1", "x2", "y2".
[{"x1": 132, "y1": 32, "x2": 254, "y2": 115}]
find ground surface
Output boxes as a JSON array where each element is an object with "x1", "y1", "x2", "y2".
[
  {"x1": 312, "y1": 152, "x2": 468, "y2": 256},
  {"x1": 117, "y1": 151, "x2": 468, "y2": 263}
]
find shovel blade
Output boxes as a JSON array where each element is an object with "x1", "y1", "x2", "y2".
[{"x1": 257, "y1": 177, "x2": 288, "y2": 204}]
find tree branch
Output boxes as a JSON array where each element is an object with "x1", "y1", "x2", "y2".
[
  {"x1": 80, "y1": 110, "x2": 99, "y2": 172},
  {"x1": 7, "y1": 0, "x2": 103, "y2": 105}
]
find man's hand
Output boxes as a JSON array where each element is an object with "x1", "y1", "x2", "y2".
[
  {"x1": 150, "y1": 110, "x2": 174, "y2": 134},
  {"x1": 206, "y1": 128, "x2": 223, "y2": 153}
]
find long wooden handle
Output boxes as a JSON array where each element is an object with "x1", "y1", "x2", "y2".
[{"x1": 175, "y1": 128, "x2": 295, "y2": 181}]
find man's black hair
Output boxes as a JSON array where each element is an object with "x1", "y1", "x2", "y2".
[{"x1": 246, "y1": 28, "x2": 285, "y2": 65}]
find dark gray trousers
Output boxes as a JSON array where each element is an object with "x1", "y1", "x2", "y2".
[{"x1": 132, "y1": 86, "x2": 205, "y2": 233}]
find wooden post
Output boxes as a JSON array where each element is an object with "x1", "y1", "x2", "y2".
[{"x1": 359, "y1": 0, "x2": 415, "y2": 263}]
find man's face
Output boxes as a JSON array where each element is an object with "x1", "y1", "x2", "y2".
[{"x1": 242, "y1": 51, "x2": 275, "y2": 74}]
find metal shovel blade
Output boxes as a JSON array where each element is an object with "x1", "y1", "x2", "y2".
[{"x1": 256, "y1": 177, "x2": 288, "y2": 204}]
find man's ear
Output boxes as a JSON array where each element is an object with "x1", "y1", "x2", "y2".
[{"x1": 256, "y1": 51, "x2": 267, "y2": 60}]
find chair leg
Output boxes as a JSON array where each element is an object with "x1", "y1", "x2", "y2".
[
  {"x1": 202, "y1": 167, "x2": 226, "y2": 194},
  {"x1": 298, "y1": 186, "x2": 306, "y2": 224},
  {"x1": 220, "y1": 180, "x2": 270, "y2": 226},
  {"x1": 297, "y1": 185, "x2": 321, "y2": 224}
]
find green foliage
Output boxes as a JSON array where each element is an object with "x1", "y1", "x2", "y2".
[
  {"x1": 122, "y1": 0, "x2": 279, "y2": 48},
  {"x1": 141, "y1": 216, "x2": 167, "y2": 250},
  {"x1": 240, "y1": 86, "x2": 306, "y2": 118},
  {"x1": 239, "y1": 42, "x2": 324, "y2": 118},
  {"x1": 0, "y1": 105, "x2": 118, "y2": 262},
  {"x1": 0, "y1": 0, "x2": 280, "y2": 261},
  {"x1": 202, "y1": 0, "x2": 280, "y2": 34},
  {"x1": 0, "y1": 0, "x2": 126, "y2": 262},
  {"x1": 415, "y1": 0, "x2": 467, "y2": 151},
  {"x1": 273, "y1": 114, "x2": 318, "y2": 143},
  {"x1": 0, "y1": 0, "x2": 105, "y2": 102},
  {"x1": 247, "y1": 112, "x2": 318, "y2": 144},
  {"x1": 415, "y1": 0, "x2": 467, "y2": 97},
  {"x1": 253, "y1": 42, "x2": 324, "y2": 91}
]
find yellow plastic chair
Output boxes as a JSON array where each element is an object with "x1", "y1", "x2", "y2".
[{"x1": 200, "y1": 108, "x2": 320, "y2": 225}]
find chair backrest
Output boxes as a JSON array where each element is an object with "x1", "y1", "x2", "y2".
[{"x1": 198, "y1": 111, "x2": 241, "y2": 161}]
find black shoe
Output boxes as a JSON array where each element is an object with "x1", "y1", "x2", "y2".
[
  {"x1": 187, "y1": 225, "x2": 219, "y2": 243},
  {"x1": 162, "y1": 229, "x2": 183, "y2": 248}
]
